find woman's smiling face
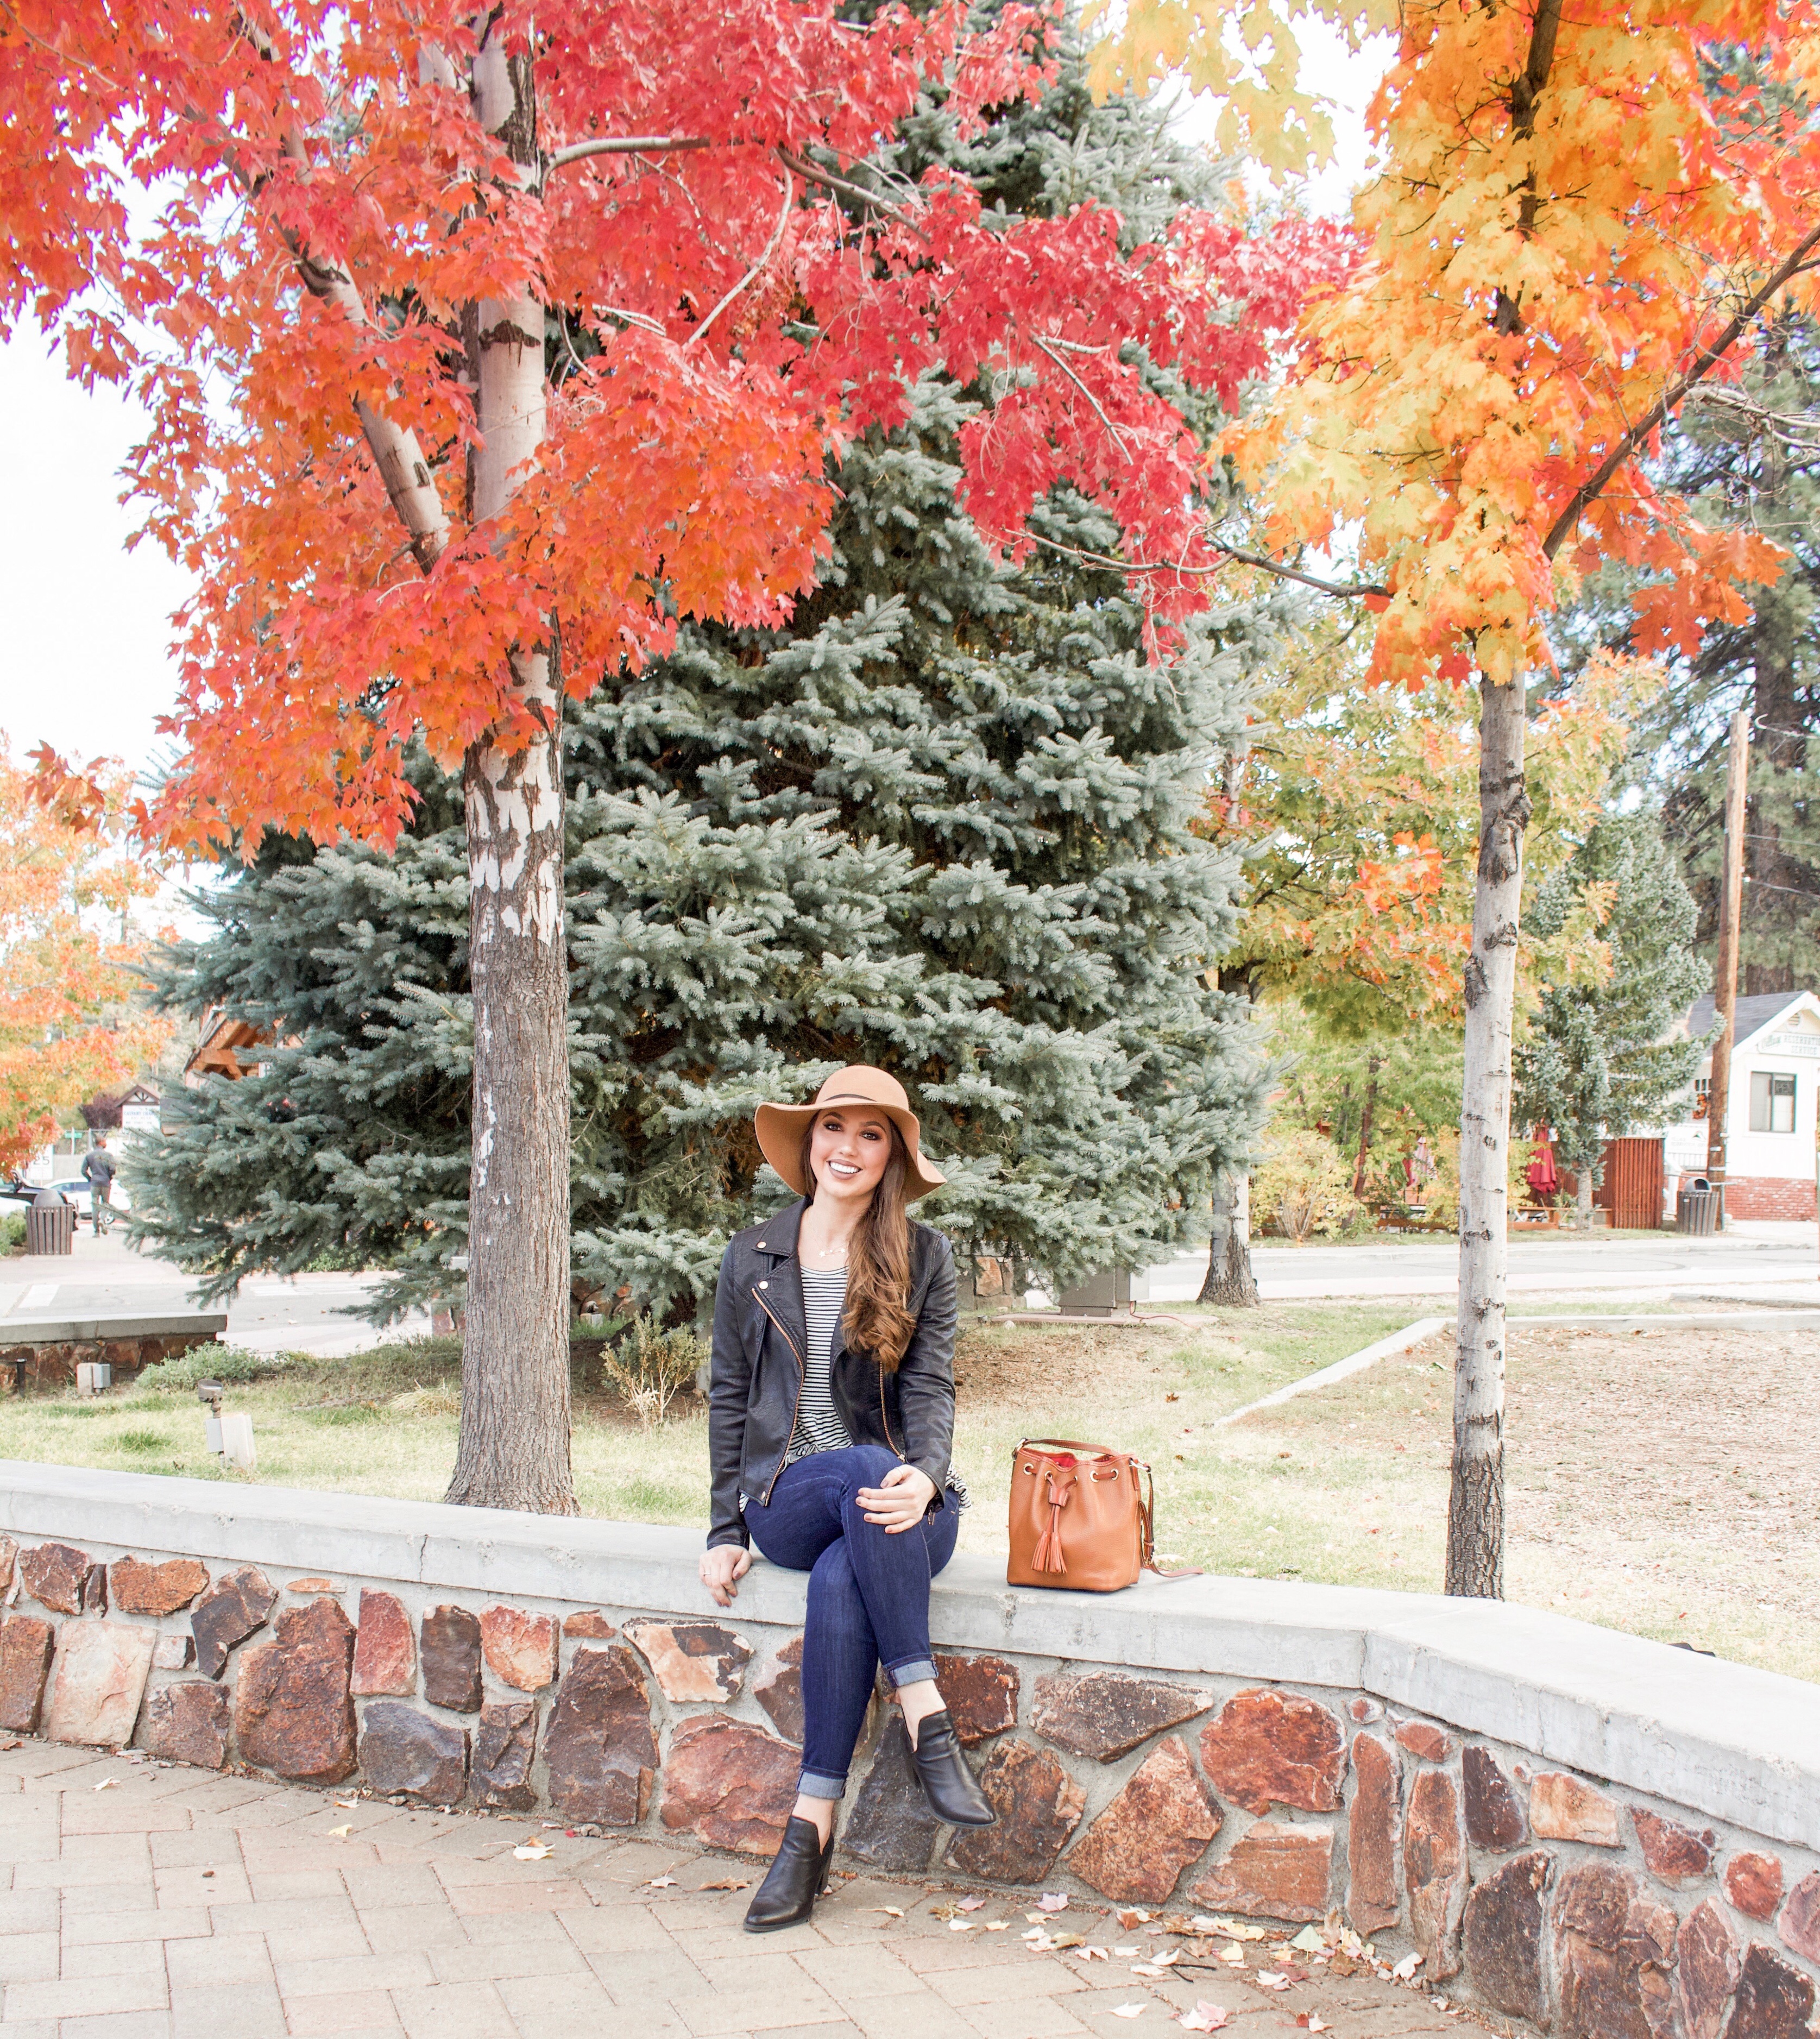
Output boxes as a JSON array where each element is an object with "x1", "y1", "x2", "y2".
[{"x1": 809, "y1": 1106, "x2": 895, "y2": 1206}]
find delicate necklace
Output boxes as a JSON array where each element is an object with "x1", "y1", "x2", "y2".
[{"x1": 807, "y1": 1236, "x2": 849, "y2": 1263}]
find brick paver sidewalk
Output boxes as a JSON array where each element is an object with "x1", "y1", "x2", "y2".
[{"x1": 0, "y1": 1738, "x2": 1485, "y2": 2038}]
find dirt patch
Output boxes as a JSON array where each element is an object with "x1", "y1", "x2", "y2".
[{"x1": 1505, "y1": 1323, "x2": 1820, "y2": 1616}]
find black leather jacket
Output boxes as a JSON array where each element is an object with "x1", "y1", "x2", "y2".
[{"x1": 707, "y1": 1197, "x2": 958, "y2": 1549}]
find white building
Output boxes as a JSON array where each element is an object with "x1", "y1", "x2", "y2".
[{"x1": 1661, "y1": 989, "x2": 1819, "y2": 1221}]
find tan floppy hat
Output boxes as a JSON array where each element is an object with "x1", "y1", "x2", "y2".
[{"x1": 754, "y1": 1065, "x2": 947, "y2": 1201}]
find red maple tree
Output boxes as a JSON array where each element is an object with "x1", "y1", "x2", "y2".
[{"x1": 4, "y1": 0, "x2": 1337, "y2": 1508}]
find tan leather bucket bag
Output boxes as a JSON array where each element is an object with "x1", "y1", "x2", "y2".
[{"x1": 1006, "y1": 1438, "x2": 1198, "y2": 1592}]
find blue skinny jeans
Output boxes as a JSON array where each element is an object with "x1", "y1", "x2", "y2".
[{"x1": 742, "y1": 1443, "x2": 959, "y2": 1801}]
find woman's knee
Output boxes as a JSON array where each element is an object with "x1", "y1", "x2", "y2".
[{"x1": 842, "y1": 1444, "x2": 900, "y2": 1488}]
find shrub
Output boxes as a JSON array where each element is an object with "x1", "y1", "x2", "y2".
[
  {"x1": 1253, "y1": 1130, "x2": 1357, "y2": 1242},
  {"x1": 2, "y1": 1214, "x2": 24, "y2": 1255},
  {"x1": 134, "y1": 1343, "x2": 286, "y2": 1393},
  {"x1": 602, "y1": 1315, "x2": 704, "y2": 1428}
]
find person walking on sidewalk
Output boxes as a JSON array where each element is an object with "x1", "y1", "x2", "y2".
[
  {"x1": 700, "y1": 1065, "x2": 994, "y2": 1933},
  {"x1": 80, "y1": 1137, "x2": 116, "y2": 1234}
]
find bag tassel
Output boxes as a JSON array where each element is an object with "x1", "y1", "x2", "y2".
[{"x1": 1032, "y1": 1465, "x2": 1075, "y2": 1572}]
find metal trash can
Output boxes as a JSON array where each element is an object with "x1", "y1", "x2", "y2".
[
  {"x1": 26, "y1": 1187, "x2": 75, "y2": 1255},
  {"x1": 1677, "y1": 1178, "x2": 1718, "y2": 1237}
]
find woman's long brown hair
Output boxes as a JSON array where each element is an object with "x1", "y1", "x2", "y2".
[{"x1": 799, "y1": 1119, "x2": 917, "y2": 1369}]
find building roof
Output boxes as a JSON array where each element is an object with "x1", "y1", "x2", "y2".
[{"x1": 1680, "y1": 989, "x2": 1818, "y2": 1046}]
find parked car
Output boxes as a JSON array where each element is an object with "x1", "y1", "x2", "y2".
[{"x1": 40, "y1": 1178, "x2": 94, "y2": 1218}]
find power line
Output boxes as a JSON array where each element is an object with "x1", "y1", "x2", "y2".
[{"x1": 1743, "y1": 874, "x2": 1820, "y2": 899}]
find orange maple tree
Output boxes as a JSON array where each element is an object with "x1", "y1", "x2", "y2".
[
  {"x1": 1094, "y1": 0, "x2": 1820, "y2": 1590},
  {"x1": 0, "y1": 739, "x2": 171, "y2": 1179},
  {"x1": 1, "y1": 1, "x2": 1338, "y2": 1508}
]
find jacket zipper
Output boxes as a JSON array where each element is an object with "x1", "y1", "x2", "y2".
[
  {"x1": 878, "y1": 1373, "x2": 900, "y2": 1457},
  {"x1": 754, "y1": 1289, "x2": 807, "y2": 1504}
]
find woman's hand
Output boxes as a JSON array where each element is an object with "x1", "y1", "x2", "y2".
[
  {"x1": 859, "y1": 1463, "x2": 938, "y2": 1534},
  {"x1": 700, "y1": 1544, "x2": 752, "y2": 1607}
]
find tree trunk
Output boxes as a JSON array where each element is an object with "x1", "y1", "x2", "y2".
[
  {"x1": 1351, "y1": 1054, "x2": 1381, "y2": 1200},
  {"x1": 1448, "y1": 675, "x2": 1530, "y2": 1598},
  {"x1": 1200, "y1": 1170, "x2": 1260, "y2": 1306},
  {"x1": 1574, "y1": 1162, "x2": 1594, "y2": 1230},
  {"x1": 444, "y1": 26, "x2": 577, "y2": 1513}
]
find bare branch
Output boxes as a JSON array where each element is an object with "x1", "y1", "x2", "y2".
[
  {"x1": 776, "y1": 146, "x2": 928, "y2": 242},
  {"x1": 686, "y1": 172, "x2": 795, "y2": 352},
  {"x1": 1031, "y1": 335, "x2": 1132, "y2": 463},
  {"x1": 547, "y1": 134, "x2": 714, "y2": 171},
  {"x1": 1543, "y1": 218, "x2": 1820, "y2": 561},
  {"x1": 1030, "y1": 530, "x2": 1390, "y2": 599}
]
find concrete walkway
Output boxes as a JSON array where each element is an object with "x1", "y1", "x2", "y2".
[{"x1": 0, "y1": 1739, "x2": 1482, "y2": 2039}]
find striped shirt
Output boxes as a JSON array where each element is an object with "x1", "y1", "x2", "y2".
[
  {"x1": 764, "y1": 1263, "x2": 969, "y2": 1512},
  {"x1": 787, "y1": 1266, "x2": 853, "y2": 1463}
]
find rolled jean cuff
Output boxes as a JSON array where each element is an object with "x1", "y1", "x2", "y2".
[
  {"x1": 796, "y1": 1768, "x2": 846, "y2": 1802},
  {"x1": 885, "y1": 1656, "x2": 937, "y2": 1689}
]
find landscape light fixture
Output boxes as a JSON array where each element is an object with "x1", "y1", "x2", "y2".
[{"x1": 197, "y1": 1379, "x2": 225, "y2": 1455}]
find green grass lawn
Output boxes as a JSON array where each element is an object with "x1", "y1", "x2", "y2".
[{"x1": 3, "y1": 1297, "x2": 1812, "y2": 1683}]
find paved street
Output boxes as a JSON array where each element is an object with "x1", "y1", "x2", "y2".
[
  {"x1": 0, "y1": 1739, "x2": 1476, "y2": 2039},
  {"x1": 1145, "y1": 1222, "x2": 1819, "y2": 1303},
  {"x1": 1, "y1": 1224, "x2": 1814, "y2": 1360},
  {"x1": 0, "y1": 1236, "x2": 428, "y2": 1358}
]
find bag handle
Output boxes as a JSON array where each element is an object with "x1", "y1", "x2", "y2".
[
  {"x1": 1018, "y1": 1441, "x2": 1201, "y2": 1583},
  {"x1": 1017, "y1": 1437, "x2": 1126, "y2": 1462},
  {"x1": 1135, "y1": 1459, "x2": 1200, "y2": 1581}
]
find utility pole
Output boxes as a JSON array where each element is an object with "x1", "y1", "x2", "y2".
[{"x1": 1704, "y1": 709, "x2": 1750, "y2": 1224}]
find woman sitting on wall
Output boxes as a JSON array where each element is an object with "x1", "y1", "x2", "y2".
[{"x1": 698, "y1": 1066, "x2": 993, "y2": 1932}]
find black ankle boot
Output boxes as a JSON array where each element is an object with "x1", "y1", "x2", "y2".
[
  {"x1": 910, "y1": 1709, "x2": 997, "y2": 1827},
  {"x1": 744, "y1": 1816, "x2": 835, "y2": 1933}
]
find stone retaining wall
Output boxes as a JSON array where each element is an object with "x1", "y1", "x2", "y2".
[
  {"x1": 0, "y1": 1327, "x2": 222, "y2": 1393},
  {"x1": 2, "y1": 1462, "x2": 1817, "y2": 2037}
]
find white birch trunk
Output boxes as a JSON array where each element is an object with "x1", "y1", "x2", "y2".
[
  {"x1": 443, "y1": 27, "x2": 577, "y2": 1513},
  {"x1": 1448, "y1": 676, "x2": 1530, "y2": 1597}
]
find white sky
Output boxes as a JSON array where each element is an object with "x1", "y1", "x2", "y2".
[{"x1": 0, "y1": 30, "x2": 1390, "y2": 791}]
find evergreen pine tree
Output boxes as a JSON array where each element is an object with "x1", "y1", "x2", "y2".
[
  {"x1": 1514, "y1": 812, "x2": 1711, "y2": 1222},
  {"x1": 129, "y1": 32, "x2": 1287, "y2": 1319},
  {"x1": 1556, "y1": 313, "x2": 1820, "y2": 993}
]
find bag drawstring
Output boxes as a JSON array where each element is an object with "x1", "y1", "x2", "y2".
[{"x1": 1032, "y1": 1462, "x2": 1076, "y2": 1572}]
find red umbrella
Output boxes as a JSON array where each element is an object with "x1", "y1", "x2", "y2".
[{"x1": 1525, "y1": 1134, "x2": 1559, "y2": 1199}]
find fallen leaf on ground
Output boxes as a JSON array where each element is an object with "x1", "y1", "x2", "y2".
[
  {"x1": 648, "y1": 1876, "x2": 678, "y2": 1889},
  {"x1": 1218, "y1": 1947, "x2": 1245, "y2": 1967},
  {"x1": 326, "y1": 1824, "x2": 352, "y2": 1838},
  {"x1": 1153, "y1": 1949, "x2": 1182, "y2": 1968},
  {"x1": 1039, "y1": 1892, "x2": 1069, "y2": 1912},
  {"x1": 1119, "y1": 1907, "x2": 1154, "y2": 1927},
  {"x1": 958, "y1": 1895, "x2": 987, "y2": 1911},
  {"x1": 1023, "y1": 1928, "x2": 1048, "y2": 1942},
  {"x1": 1049, "y1": 1933, "x2": 1085, "y2": 1950},
  {"x1": 1111, "y1": 2005, "x2": 1147, "y2": 2020},
  {"x1": 93, "y1": 1778, "x2": 120, "y2": 1791},
  {"x1": 948, "y1": 1919, "x2": 974, "y2": 1931},
  {"x1": 333, "y1": 1798, "x2": 357, "y2": 1809},
  {"x1": 1115, "y1": 1947, "x2": 1140, "y2": 1958},
  {"x1": 1178, "y1": 2007, "x2": 1232, "y2": 2034},
  {"x1": 1289, "y1": 1927, "x2": 1326, "y2": 1953},
  {"x1": 1296, "y1": 2016, "x2": 1331, "y2": 2031},
  {"x1": 1, "y1": 1739, "x2": 21, "y2": 1752},
  {"x1": 1131, "y1": 1963, "x2": 1165, "y2": 1978},
  {"x1": 873, "y1": 1907, "x2": 905, "y2": 1918},
  {"x1": 1392, "y1": 1952, "x2": 1424, "y2": 1981},
  {"x1": 513, "y1": 1842, "x2": 553, "y2": 1860},
  {"x1": 1254, "y1": 1971, "x2": 1290, "y2": 1992},
  {"x1": 1075, "y1": 1946, "x2": 1109, "y2": 1962},
  {"x1": 1210, "y1": 1917, "x2": 1265, "y2": 1941},
  {"x1": 985, "y1": 1921, "x2": 1008, "y2": 1931},
  {"x1": 698, "y1": 1877, "x2": 748, "y2": 1891}
]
